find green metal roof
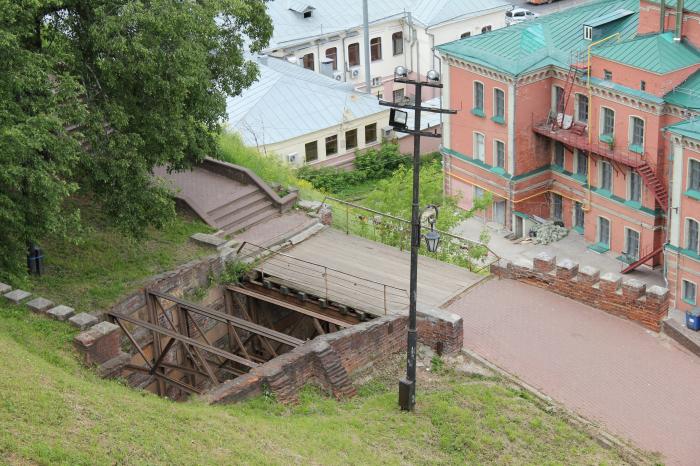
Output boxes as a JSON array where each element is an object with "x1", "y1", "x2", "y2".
[
  {"x1": 592, "y1": 32, "x2": 700, "y2": 73},
  {"x1": 665, "y1": 118, "x2": 700, "y2": 140},
  {"x1": 664, "y1": 70, "x2": 700, "y2": 109},
  {"x1": 584, "y1": 9, "x2": 635, "y2": 27},
  {"x1": 437, "y1": 0, "x2": 640, "y2": 76},
  {"x1": 643, "y1": 0, "x2": 700, "y2": 14}
]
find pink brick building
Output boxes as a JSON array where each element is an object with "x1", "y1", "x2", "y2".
[{"x1": 438, "y1": 0, "x2": 700, "y2": 311}]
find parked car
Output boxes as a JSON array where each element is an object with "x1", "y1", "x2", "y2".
[{"x1": 505, "y1": 7, "x2": 539, "y2": 25}]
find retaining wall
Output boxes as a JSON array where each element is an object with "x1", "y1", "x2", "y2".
[{"x1": 491, "y1": 252, "x2": 670, "y2": 331}]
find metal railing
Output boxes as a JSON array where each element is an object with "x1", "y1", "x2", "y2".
[
  {"x1": 318, "y1": 196, "x2": 500, "y2": 273},
  {"x1": 236, "y1": 242, "x2": 409, "y2": 316}
]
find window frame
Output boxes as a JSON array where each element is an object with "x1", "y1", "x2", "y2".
[
  {"x1": 574, "y1": 201, "x2": 585, "y2": 230},
  {"x1": 598, "y1": 216, "x2": 611, "y2": 246},
  {"x1": 474, "y1": 132, "x2": 485, "y2": 162},
  {"x1": 348, "y1": 42, "x2": 360, "y2": 67},
  {"x1": 345, "y1": 128, "x2": 358, "y2": 151},
  {"x1": 575, "y1": 150, "x2": 588, "y2": 177},
  {"x1": 624, "y1": 227, "x2": 640, "y2": 259},
  {"x1": 493, "y1": 88, "x2": 505, "y2": 120},
  {"x1": 364, "y1": 123, "x2": 377, "y2": 144},
  {"x1": 686, "y1": 217, "x2": 699, "y2": 253},
  {"x1": 575, "y1": 93, "x2": 589, "y2": 123},
  {"x1": 554, "y1": 142, "x2": 565, "y2": 167},
  {"x1": 304, "y1": 140, "x2": 318, "y2": 162},
  {"x1": 370, "y1": 37, "x2": 382, "y2": 61},
  {"x1": 599, "y1": 160, "x2": 613, "y2": 192},
  {"x1": 604, "y1": 69, "x2": 613, "y2": 80},
  {"x1": 552, "y1": 193, "x2": 563, "y2": 221},
  {"x1": 392, "y1": 31, "x2": 403, "y2": 56},
  {"x1": 494, "y1": 139, "x2": 505, "y2": 169},
  {"x1": 628, "y1": 170, "x2": 642, "y2": 203},
  {"x1": 325, "y1": 47, "x2": 338, "y2": 70},
  {"x1": 683, "y1": 279, "x2": 697, "y2": 304},
  {"x1": 473, "y1": 81, "x2": 484, "y2": 112},
  {"x1": 325, "y1": 134, "x2": 338, "y2": 157},
  {"x1": 629, "y1": 115, "x2": 645, "y2": 149},
  {"x1": 481, "y1": 25, "x2": 492, "y2": 33},
  {"x1": 601, "y1": 106, "x2": 615, "y2": 138},
  {"x1": 302, "y1": 52, "x2": 315, "y2": 71},
  {"x1": 689, "y1": 158, "x2": 700, "y2": 192},
  {"x1": 552, "y1": 85, "x2": 564, "y2": 112},
  {"x1": 460, "y1": 32, "x2": 471, "y2": 38}
]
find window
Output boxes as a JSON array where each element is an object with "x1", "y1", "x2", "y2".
[
  {"x1": 552, "y1": 193, "x2": 563, "y2": 220},
  {"x1": 600, "y1": 160, "x2": 612, "y2": 191},
  {"x1": 474, "y1": 82, "x2": 484, "y2": 112},
  {"x1": 602, "y1": 107, "x2": 615, "y2": 137},
  {"x1": 474, "y1": 133, "x2": 485, "y2": 162},
  {"x1": 392, "y1": 32, "x2": 403, "y2": 55},
  {"x1": 640, "y1": 80, "x2": 646, "y2": 91},
  {"x1": 370, "y1": 37, "x2": 382, "y2": 61},
  {"x1": 392, "y1": 88, "x2": 404, "y2": 103},
  {"x1": 494, "y1": 88, "x2": 505, "y2": 120},
  {"x1": 303, "y1": 10, "x2": 312, "y2": 18},
  {"x1": 475, "y1": 186, "x2": 485, "y2": 200},
  {"x1": 583, "y1": 25, "x2": 592, "y2": 40},
  {"x1": 689, "y1": 160, "x2": 700, "y2": 191},
  {"x1": 325, "y1": 47, "x2": 337, "y2": 70},
  {"x1": 305, "y1": 141, "x2": 318, "y2": 162},
  {"x1": 576, "y1": 94, "x2": 589, "y2": 123},
  {"x1": 345, "y1": 129, "x2": 357, "y2": 150},
  {"x1": 348, "y1": 43, "x2": 360, "y2": 67},
  {"x1": 604, "y1": 69, "x2": 612, "y2": 80},
  {"x1": 625, "y1": 228, "x2": 640, "y2": 259},
  {"x1": 553, "y1": 85, "x2": 564, "y2": 112},
  {"x1": 629, "y1": 171, "x2": 641, "y2": 203},
  {"x1": 460, "y1": 32, "x2": 471, "y2": 38},
  {"x1": 554, "y1": 142, "x2": 565, "y2": 167},
  {"x1": 325, "y1": 135, "x2": 338, "y2": 156},
  {"x1": 495, "y1": 140, "x2": 505, "y2": 169},
  {"x1": 598, "y1": 217, "x2": 610, "y2": 245},
  {"x1": 302, "y1": 53, "x2": 314, "y2": 70},
  {"x1": 576, "y1": 150, "x2": 588, "y2": 177},
  {"x1": 574, "y1": 202, "x2": 585, "y2": 231},
  {"x1": 365, "y1": 123, "x2": 377, "y2": 144},
  {"x1": 683, "y1": 280, "x2": 697, "y2": 304},
  {"x1": 687, "y1": 218, "x2": 699, "y2": 253},
  {"x1": 481, "y1": 25, "x2": 492, "y2": 33},
  {"x1": 631, "y1": 117, "x2": 644, "y2": 148}
]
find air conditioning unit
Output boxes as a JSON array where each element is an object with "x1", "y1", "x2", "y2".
[
  {"x1": 382, "y1": 126, "x2": 393, "y2": 138},
  {"x1": 351, "y1": 69, "x2": 360, "y2": 79},
  {"x1": 333, "y1": 71, "x2": 343, "y2": 81},
  {"x1": 287, "y1": 153, "x2": 298, "y2": 164}
]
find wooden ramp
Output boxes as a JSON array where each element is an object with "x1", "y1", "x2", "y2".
[{"x1": 250, "y1": 228, "x2": 482, "y2": 316}]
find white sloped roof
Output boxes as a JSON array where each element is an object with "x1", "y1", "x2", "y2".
[
  {"x1": 265, "y1": 0, "x2": 511, "y2": 50},
  {"x1": 226, "y1": 57, "x2": 387, "y2": 146}
]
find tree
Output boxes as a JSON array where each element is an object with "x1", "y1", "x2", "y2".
[{"x1": 0, "y1": 0, "x2": 272, "y2": 278}]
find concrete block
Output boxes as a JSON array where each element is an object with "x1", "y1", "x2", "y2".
[
  {"x1": 69, "y1": 312, "x2": 99, "y2": 330},
  {"x1": 622, "y1": 278, "x2": 646, "y2": 299},
  {"x1": 0, "y1": 283, "x2": 11, "y2": 294},
  {"x1": 578, "y1": 266, "x2": 600, "y2": 285},
  {"x1": 555, "y1": 259, "x2": 579, "y2": 279},
  {"x1": 26, "y1": 297, "x2": 55, "y2": 313},
  {"x1": 647, "y1": 285, "x2": 670, "y2": 304},
  {"x1": 190, "y1": 233, "x2": 234, "y2": 250},
  {"x1": 297, "y1": 200, "x2": 323, "y2": 211},
  {"x1": 599, "y1": 272, "x2": 622, "y2": 293},
  {"x1": 3, "y1": 289, "x2": 31, "y2": 304},
  {"x1": 533, "y1": 252, "x2": 556, "y2": 272},
  {"x1": 290, "y1": 222, "x2": 324, "y2": 245},
  {"x1": 47, "y1": 305, "x2": 75, "y2": 321}
]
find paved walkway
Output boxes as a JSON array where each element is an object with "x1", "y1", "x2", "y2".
[
  {"x1": 448, "y1": 278, "x2": 700, "y2": 465},
  {"x1": 453, "y1": 218, "x2": 665, "y2": 287}
]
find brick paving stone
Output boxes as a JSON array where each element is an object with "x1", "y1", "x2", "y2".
[
  {"x1": 68, "y1": 312, "x2": 99, "y2": 330},
  {"x1": 4, "y1": 289, "x2": 31, "y2": 304},
  {"x1": 47, "y1": 305, "x2": 75, "y2": 321},
  {"x1": 447, "y1": 278, "x2": 700, "y2": 466},
  {"x1": 0, "y1": 283, "x2": 11, "y2": 294},
  {"x1": 26, "y1": 297, "x2": 55, "y2": 313}
]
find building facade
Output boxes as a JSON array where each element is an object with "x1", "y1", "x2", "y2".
[
  {"x1": 264, "y1": 0, "x2": 510, "y2": 102},
  {"x1": 438, "y1": 0, "x2": 700, "y2": 310}
]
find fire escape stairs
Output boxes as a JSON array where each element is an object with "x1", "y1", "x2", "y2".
[
  {"x1": 635, "y1": 162, "x2": 668, "y2": 213},
  {"x1": 621, "y1": 245, "x2": 665, "y2": 274}
]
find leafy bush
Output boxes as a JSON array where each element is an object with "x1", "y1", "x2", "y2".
[{"x1": 296, "y1": 166, "x2": 367, "y2": 193}]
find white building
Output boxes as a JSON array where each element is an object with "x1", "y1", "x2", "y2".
[
  {"x1": 226, "y1": 56, "x2": 390, "y2": 168},
  {"x1": 264, "y1": 0, "x2": 511, "y2": 101}
]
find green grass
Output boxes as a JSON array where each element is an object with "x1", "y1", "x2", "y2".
[
  {"x1": 0, "y1": 302, "x2": 638, "y2": 466},
  {"x1": 23, "y1": 199, "x2": 212, "y2": 313}
]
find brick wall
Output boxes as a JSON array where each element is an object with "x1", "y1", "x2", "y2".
[{"x1": 491, "y1": 252, "x2": 669, "y2": 331}]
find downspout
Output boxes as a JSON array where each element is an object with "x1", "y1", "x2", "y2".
[
  {"x1": 408, "y1": 12, "x2": 416, "y2": 75},
  {"x1": 664, "y1": 133, "x2": 674, "y2": 288},
  {"x1": 660, "y1": 0, "x2": 666, "y2": 33},
  {"x1": 674, "y1": 0, "x2": 684, "y2": 42},
  {"x1": 341, "y1": 33, "x2": 348, "y2": 82},
  {"x1": 510, "y1": 78, "x2": 517, "y2": 231}
]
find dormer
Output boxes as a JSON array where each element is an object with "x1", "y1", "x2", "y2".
[
  {"x1": 288, "y1": 0, "x2": 315, "y2": 18},
  {"x1": 583, "y1": 9, "x2": 634, "y2": 41}
]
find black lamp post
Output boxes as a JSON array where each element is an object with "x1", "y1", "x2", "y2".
[{"x1": 380, "y1": 67, "x2": 457, "y2": 411}]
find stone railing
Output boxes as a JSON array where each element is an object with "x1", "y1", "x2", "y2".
[{"x1": 491, "y1": 252, "x2": 670, "y2": 332}]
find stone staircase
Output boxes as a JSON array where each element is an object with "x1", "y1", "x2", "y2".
[{"x1": 206, "y1": 186, "x2": 279, "y2": 235}]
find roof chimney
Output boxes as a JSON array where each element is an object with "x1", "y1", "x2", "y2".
[{"x1": 675, "y1": 0, "x2": 684, "y2": 42}]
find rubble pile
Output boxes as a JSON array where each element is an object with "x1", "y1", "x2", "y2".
[{"x1": 530, "y1": 222, "x2": 568, "y2": 245}]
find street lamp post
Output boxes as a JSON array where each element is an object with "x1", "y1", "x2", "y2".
[{"x1": 380, "y1": 67, "x2": 457, "y2": 411}]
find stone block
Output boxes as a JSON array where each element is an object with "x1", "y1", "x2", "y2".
[
  {"x1": 646, "y1": 285, "x2": 670, "y2": 305},
  {"x1": 26, "y1": 297, "x2": 55, "y2": 313},
  {"x1": 533, "y1": 252, "x2": 556, "y2": 273},
  {"x1": 318, "y1": 205, "x2": 333, "y2": 226},
  {"x1": 577, "y1": 265, "x2": 600, "y2": 285},
  {"x1": 599, "y1": 272, "x2": 622, "y2": 293},
  {"x1": 74, "y1": 321, "x2": 121, "y2": 366},
  {"x1": 290, "y1": 222, "x2": 324, "y2": 245},
  {"x1": 0, "y1": 283, "x2": 11, "y2": 294},
  {"x1": 3, "y1": 289, "x2": 31, "y2": 304},
  {"x1": 69, "y1": 312, "x2": 99, "y2": 330},
  {"x1": 190, "y1": 232, "x2": 234, "y2": 250},
  {"x1": 621, "y1": 278, "x2": 646, "y2": 300},
  {"x1": 297, "y1": 200, "x2": 323, "y2": 211},
  {"x1": 47, "y1": 305, "x2": 75, "y2": 321},
  {"x1": 555, "y1": 259, "x2": 579, "y2": 279}
]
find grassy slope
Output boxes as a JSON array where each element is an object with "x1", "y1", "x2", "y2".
[
  {"x1": 0, "y1": 303, "x2": 631, "y2": 466},
  {"x1": 24, "y1": 200, "x2": 212, "y2": 312}
]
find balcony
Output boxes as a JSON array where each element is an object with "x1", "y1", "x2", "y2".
[{"x1": 532, "y1": 118, "x2": 645, "y2": 168}]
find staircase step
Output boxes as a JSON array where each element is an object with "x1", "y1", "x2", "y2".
[
  {"x1": 212, "y1": 194, "x2": 270, "y2": 224},
  {"x1": 223, "y1": 207, "x2": 279, "y2": 235},
  {"x1": 205, "y1": 186, "x2": 262, "y2": 217},
  {"x1": 215, "y1": 198, "x2": 274, "y2": 229}
]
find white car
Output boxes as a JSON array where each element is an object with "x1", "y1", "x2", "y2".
[{"x1": 506, "y1": 8, "x2": 539, "y2": 25}]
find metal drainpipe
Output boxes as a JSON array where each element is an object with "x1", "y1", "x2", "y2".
[
  {"x1": 510, "y1": 80, "x2": 517, "y2": 231},
  {"x1": 407, "y1": 12, "x2": 415, "y2": 74},
  {"x1": 341, "y1": 33, "x2": 348, "y2": 82},
  {"x1": 675, "y1": 0, "x2": 684, "y2": 42},
  {"x1": 660, "y1": 0, "x2": 666, "y2": 33}
]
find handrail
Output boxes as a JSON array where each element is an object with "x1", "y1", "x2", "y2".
[
  {"x1": 317, "y1": 196, "x2": 501, "y2": 264},
  {"x1": 235, "y1": 241, "x2": 409, "y2": 315}
]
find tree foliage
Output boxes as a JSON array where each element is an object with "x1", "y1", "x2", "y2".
[{"x1": 0, "y1": 0, "x2": 271, "y2": 278}]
